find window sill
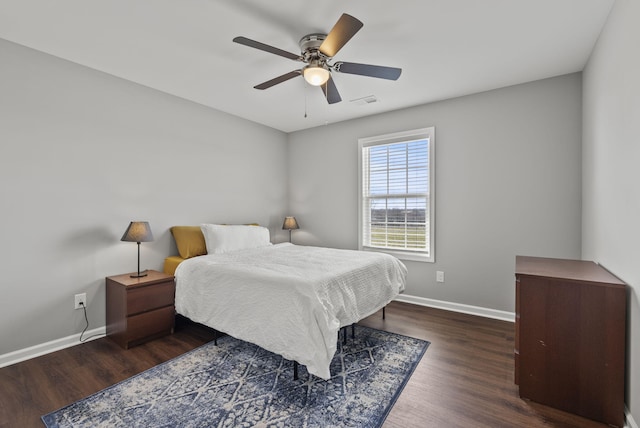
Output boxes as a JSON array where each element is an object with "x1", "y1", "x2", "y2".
[{"x1": 361, "y1": 247, "x2": 434, "y2": 263}]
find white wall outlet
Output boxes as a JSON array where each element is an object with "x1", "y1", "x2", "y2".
[
  {"x1": 436, "y1": 271, "x2": 445, "y2": 283},
  {"x1": 74, "y1": 293, "x2": 87, "y2": 310}
]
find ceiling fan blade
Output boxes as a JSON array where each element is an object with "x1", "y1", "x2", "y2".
[
  {"x1": 254, "y1": 70, "x2": 301, "y2": 90},
  {"x1": 333, "y1": 61, "x2": 402, "y2": 80},
  {"x1": 233, "y1": 36, "x2": 301, "y2": 61},
  {"x1": 320, "y1": 75, "x2": 342, "y2": 104},
  {"x1": 319, "y1": 14, "x2": 363, "y2": 58}
]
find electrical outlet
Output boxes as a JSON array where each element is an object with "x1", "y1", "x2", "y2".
[
  {"x1": 74, "y1": 293, "x2": 86, "y2": 310},
  {"x1": 436, "y1": 271, "x2": 445, "y2": 283}
]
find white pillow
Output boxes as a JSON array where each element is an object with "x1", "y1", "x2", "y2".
[{"x1": 200, "y1": 224, "x2": 272, "y2": 254}]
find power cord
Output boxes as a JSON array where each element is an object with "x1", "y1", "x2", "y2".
[{"x1": 78, "y1": 301, "x2": 102, "y2": 343}]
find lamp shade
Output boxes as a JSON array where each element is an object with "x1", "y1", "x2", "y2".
[
  {"x1": 121, "y1": 221, "x2": 154, "y2": 243},
  {"x1": 303, "y1": 65, "x2": 330, "y2": 86},
  {"x1": 282, "y1": 217, "x2": 300, "y2": 231}
]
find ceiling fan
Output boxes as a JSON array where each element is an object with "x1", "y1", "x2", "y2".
[{"x1": 233, "y1": 13, "x2": 402, "y2": 104}]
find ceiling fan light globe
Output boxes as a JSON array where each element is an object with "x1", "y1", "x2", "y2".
[{"x1": 303, "y1": 66, "x2": 330, "y2": 86}]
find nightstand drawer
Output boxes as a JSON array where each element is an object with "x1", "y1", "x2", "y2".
[
  {"x1": 126, "y1": 306, "x2": 175, "y2": 343},
  {"x1": 127, "y1": 280, "x2": 175, "y2": 316}
]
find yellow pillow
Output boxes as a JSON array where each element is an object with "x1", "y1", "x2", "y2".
[
  {"x1": 170, "y1": 226, "x2": 207, "y2": 259},
  {"x1": 163, "y1": 255, "x2": 185, "y2": 276}
]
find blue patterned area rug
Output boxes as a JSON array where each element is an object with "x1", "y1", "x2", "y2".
[{"x1": 42, "y1": 325, "x2": 429, "y2": 427}]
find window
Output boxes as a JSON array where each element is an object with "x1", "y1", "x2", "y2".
[{"x1": 358, "y1": 127, "x2": 434, "y2": 262}]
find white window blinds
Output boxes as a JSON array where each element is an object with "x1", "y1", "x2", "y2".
[{"x1": 359, "y1": 127, "x2": 434, "y2": 262}]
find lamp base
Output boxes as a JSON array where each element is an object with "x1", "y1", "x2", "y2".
[{"x1": 130, "y1": 270, "x2": 148, "y2": 278}]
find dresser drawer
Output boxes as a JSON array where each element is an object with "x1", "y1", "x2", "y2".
[{"x1": 127, "y1": 280, "x2": 175, "y2": 315}]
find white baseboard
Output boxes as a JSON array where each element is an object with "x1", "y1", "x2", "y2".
[
  {"x1": 395, "y1": 293, "x2": 515, "y2": 322},
  {"x1": 1, "y1": 295, "x2": 509, "y2": 368},
  {"x1": 628, "y1": 406, "x2": 638, "y2": 428},
  {"x1": 0, "y1": 327, "x2": 105, "y2": 369}
]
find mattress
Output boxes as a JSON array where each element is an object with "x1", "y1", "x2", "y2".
[{"x1": 174, "y1": 243, "x2": 406, "y2": 379}]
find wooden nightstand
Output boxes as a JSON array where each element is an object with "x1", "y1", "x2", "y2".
[{"x1": 106, "y1": 270, "x2": 175, "y2": 349}]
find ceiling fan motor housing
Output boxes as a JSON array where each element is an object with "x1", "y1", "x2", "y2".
[{"x1": 299, "y1": 33, "x2": 329, "y2": 62}]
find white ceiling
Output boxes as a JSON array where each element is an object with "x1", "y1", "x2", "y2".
[{"x1": 0, "y1": 0, "x2": 614, "y2": 133}]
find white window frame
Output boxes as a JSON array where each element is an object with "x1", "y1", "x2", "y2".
[{"x1": 358, "y1": 127, "x2": 435, "y2": 263}]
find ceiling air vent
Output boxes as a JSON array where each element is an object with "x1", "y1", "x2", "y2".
[{"x1": 350, "y1": 95, "x2": 378, "y2": 105}]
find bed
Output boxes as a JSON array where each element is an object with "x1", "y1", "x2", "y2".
[{"x1": 165, "y1": 224, "x2": 407, "y2": 380}]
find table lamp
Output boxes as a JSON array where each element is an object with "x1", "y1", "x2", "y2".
[
  {"x1": 282, "y1": 216, "x2": 299, "y2": 243},
  {"x1": 121, "y1": 221, "x2": 154, "y2": 278}
]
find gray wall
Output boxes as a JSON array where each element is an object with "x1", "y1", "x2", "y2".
[
  {"x1": 288, "y1": 74, "x2": 583, "y2": 313},
  {"x1": 582, "y1": 0, "x2": 639, "y2": 421},
  {"x1": 0, "y1": 39, "x2": 288, "y2": 356},
  {"x1": 0, "y1": 36, "x2": 585, "y2": 367},
  {"x1": 4, "y1": 25, "x2": 631, "y2": 415}
]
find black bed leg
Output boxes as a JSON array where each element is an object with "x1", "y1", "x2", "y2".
[
  {"x1": 382, "y1": 306, "x2": 386, "y2": 320},
  {"x1": 293, "y1": 361, "x2": 299, "y2": 380},
  {"x1": 213, "y1": 330, "x2": 218, "y2": 346},
  {"x1": 351, "y1": 324, "x2": 355, "y2": 339},
  {"x1": 342, "y1": 327, "x2": 347, "y2": 345}
]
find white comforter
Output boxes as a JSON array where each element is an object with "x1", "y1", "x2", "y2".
[{"x1": 175, "y1": 243, "x2": 406, "y2": 379}]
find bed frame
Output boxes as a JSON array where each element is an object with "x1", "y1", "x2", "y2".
[{"x1": 210, "y1": 307, "x2": 386, "y2": 381}]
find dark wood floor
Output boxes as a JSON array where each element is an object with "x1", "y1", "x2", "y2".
[{"x1": 0, "y1": 302, "x2": 612, "y2": 428}]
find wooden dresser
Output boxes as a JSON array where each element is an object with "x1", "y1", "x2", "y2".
[
  {"x1": 106, "y1": 270, "x2": 175, "y2": 349},
  {"x1": 515, "y1": 256, "x2": 626, "y2": 427}
]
